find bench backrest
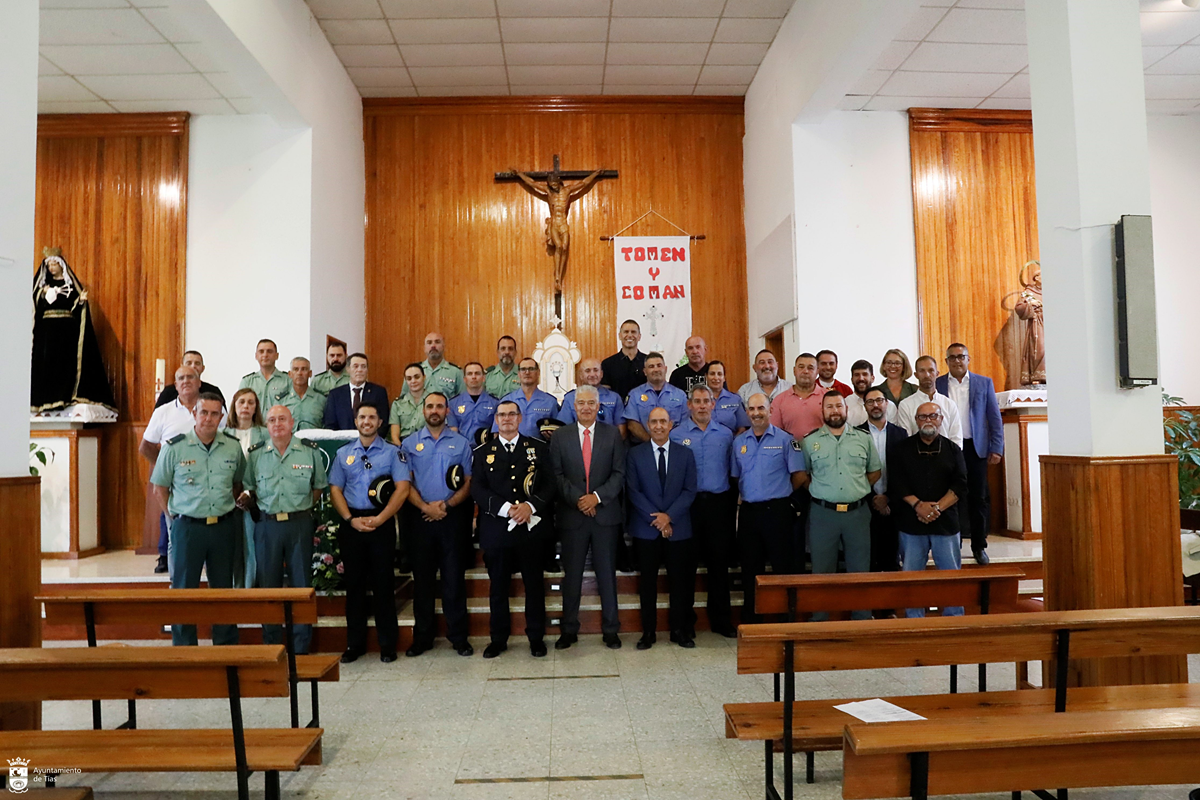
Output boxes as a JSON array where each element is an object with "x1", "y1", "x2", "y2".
[
  {"x1": 39, "y1": 589, "x2": 319, "y2": 628},
  {"x1": 754, "y1": 565, "x2": 1025, "y2": 616},
  {"x1": 737, "y1": 606, "x2": 1200, "y2": 675},
  {"x1": 0, "y1": 646, "x2": 290, "y2": 702}
]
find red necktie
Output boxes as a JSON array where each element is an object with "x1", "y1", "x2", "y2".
[
  {"x1": 582, "y1": 428, "x2": 592, "y2": 492},
  {"x1": 352, "y1": 386, "x2": 362, "y2": 409}
]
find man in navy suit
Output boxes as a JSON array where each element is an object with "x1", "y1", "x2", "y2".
[
  {"x1": 324, "y1": 352, "x2": 390, "y2": 430},
  {"x1": 627, "y1": 406, "x2": 698, "y2": 649},
  {"x1": 936, "y1": 343, "x2": 1003, "y2": 564},
  {"x1": 857, "y1": 387, "x2": 910, "y2": 574},
  {"x1": 548, "y1": 384, "x2": 627, "y2": 649}
]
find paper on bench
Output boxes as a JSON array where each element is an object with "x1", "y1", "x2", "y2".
[{"x1": 833, "y1": 699, "x2": 926, "y2": 723}]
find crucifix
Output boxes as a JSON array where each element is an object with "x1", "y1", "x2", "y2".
[{"x1": 496, "y1": 155, "x2": 618, "y2": 319}]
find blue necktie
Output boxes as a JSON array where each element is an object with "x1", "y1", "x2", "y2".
[{"x1": 657, "y1": 445, "x2": 667, "y2": 490}]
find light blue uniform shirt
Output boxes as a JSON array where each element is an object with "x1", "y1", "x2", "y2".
[
  {"x1": 623, "y1": 382, "x2": 688, "y2": 428},
  {"x1": 447, "y1": 391, "x2": 499, "y2": 443},
  {"x1": 493, "y1": 388, "x2": 560, "y2": 439},
  {"x1": 557, "y1": 386, "x2": 625, "y2": 428},
  {"x1": 730, "y1": 425, "x2": 806, "y2": 503},
  {"x1": 712, "y1": 388, "x2": 751, "y2": 432},
  {"x1": 328, "y1": 436, "x2": 410, "y2": 510},
  {"x1": 400, "y1": 426, "x2": 473, "y2": 504},
  {"x1": 670, "y1": 417, "x2": 734, "y2": 494}
]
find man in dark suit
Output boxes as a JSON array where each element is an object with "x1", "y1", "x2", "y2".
[
  {"x1": 857, "y1": 388, "x2": 910, "y2": 575},
  {"x1": 324, "y1": 352, "x2": 389, "y2": 430},
  {"x1": 626, "y1": 407, "x2": 698, "y2": 649},
  {"x1": 549, "y1": 384, "x2": 627, "y2": 649},
  {"x1": 936, "y1": 343, "x2": 1003, "y2": 564},
  {"x1": 471, "y1": 400, "x2": 553, "y2": 659}
]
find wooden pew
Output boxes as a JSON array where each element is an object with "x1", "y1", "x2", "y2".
[
  {"x1": 38, "y1": 588, "x2": 340, "y2": 729},
  {"x1": 726, "y1": 606, "x2": 1200, "y2": 800},
  {"x1": 842, "y1": 707, "x2": 1200, "y2": 800},
  {"x1": 0, "y1": 646, "x2": 321, "y2": 800}
]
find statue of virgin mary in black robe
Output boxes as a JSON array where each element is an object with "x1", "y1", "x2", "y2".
[{"x1": 31, "y1": 248, "x2": 116, "y2": 413}]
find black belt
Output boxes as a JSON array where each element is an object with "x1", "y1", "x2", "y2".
[
  {"x1": 179, "y1": 511, "x2": 236, "y2": 525},
  {"x1": 262, "y1": 509, "x2": 313, "y2": 522},
  {"x1": 812, "y1": 497, "x2": 868, "y2": 512}
]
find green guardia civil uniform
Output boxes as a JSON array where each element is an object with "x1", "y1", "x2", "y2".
[
  {"x1": 239, "y1": 368, "x2": 291, "y2": 413},
  {"x1": 484, "y1": 364, "x2": 519, "y2": 399},
  {"x1": 390, "y1": 392, "x2": 428, "y2": 441},
  {"x1": 150, "y1": 428, "x2": 245, "y2": 646},
  {"x1": 275, "y1": 386, "x2": 327, "y2": 431},
  {"x1": 310, "y1": 369, "x2": 349, "y2": 397},
  {"x1": 402, "y1": 358, "x2": 464, "y2": 400},
  {"x1": 244, "y1": 435, "x2": 329, "y2": 653}
]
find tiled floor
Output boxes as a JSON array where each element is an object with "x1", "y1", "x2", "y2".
[{"x1": 39, "y1": 637, "x2": 1200, "y2": 800}]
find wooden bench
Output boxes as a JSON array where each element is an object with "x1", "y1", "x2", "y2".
[
  {"x1": 0, "y1": 645, "x2": 321, "y2": 800},
  {"x1": 842, "y1": 707, "x2": 1200, "y2": 800},
  {"x1": 38, "y1": 588, "x2": 341, "y2": 729},
  {"x1": 726, "y1": 606, "x2": 1200, "y2": 800}
]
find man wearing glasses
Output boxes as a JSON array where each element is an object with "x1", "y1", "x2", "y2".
[
  {"x1": 895, "y1": 355, "x2": 964, "y2": 448},
  {"x1": 887, "y1": 402, "x2": 969, "y2": 617},
  {"x1": 936, "y1": 343, "x2": 1004, "y2": 565},
  {"x1": 857, "y1": 388, "x2": 909, "y2": 575},
  {"x1": 496, "y1": 358, "x2": 560, "y2": 439}
]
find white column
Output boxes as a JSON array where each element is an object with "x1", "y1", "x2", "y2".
[
  {"x1": 1026, "y1": 0, "x2": 1161, "y2": 456},
  {"x1": 0, "y1": 0, "x2": 38, "y2": 477}
]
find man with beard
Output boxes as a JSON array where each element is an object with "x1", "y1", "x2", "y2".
[
  {"x1": 737, "y1": 349, "x2": 791, "y2": 406},
  {"x1": 858, "y1": 388, "x2": 908, "y2": 575},
  {"x1": 601, "y1": 319, "x2": 647, "y2": 401},
  {"x1": 404, "y1": 331, "x2": 464, "y2": 401},
  {"x1": 896, "y1": 355, "x2": 963, "y2": 448},
  {"x1": 798, "y1": 391, "x2": 881, "y2": 620},
  {"x1": 888, "y1": 401, "x2": 969, "y2": 617},
  {"x1": 401, "y1": 392, "x2": 474, "y2": 657},
  {"x1": 815, "y1": 350, "x2": 853, "y2": 398},
  {"x1": 845, "y1": 360, "x2": 897, "y2": 428},
  {"x1": 485, "y1": 336, "x2": 520, "y2": 399},
  {"x1": 558, "y1": 357, "x2": 627, "y2": 437},
  {"x1": 311, "y1": 341, "x2": 350, "y2": 396}
]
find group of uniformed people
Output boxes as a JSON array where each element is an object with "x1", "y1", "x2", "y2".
[{"x1": 149, "y1": 319, "x2": 977, "y2": 656}]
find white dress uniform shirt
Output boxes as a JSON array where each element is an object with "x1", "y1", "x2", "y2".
[
  {"x1": 896, "y1": 390, "x2": 964, "y2": 449},
  {"x1": 945, "y1": 373, "x2": 972, "y2": 440}
]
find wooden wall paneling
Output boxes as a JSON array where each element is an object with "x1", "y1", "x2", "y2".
[
  {"x1": 909, "y1": 109, "x2": 1039, "y2": 392},
  {"x1": 364, "y1": 97, "x2": 748, "y2": 397},
  {"x1": 0, "y1": 476, "x2": 42, "y2": 730},
  {"x1": 1041, "y1": 454, "x2": 1185, "y2": 686},
  {"x1": 35, "y1": 113, "x2": 188, "y2": 550}
]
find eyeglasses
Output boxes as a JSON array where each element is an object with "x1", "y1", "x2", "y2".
[
  {"x1": 882, "y1": 360, "x2": 903, "y2": 367},
  {"x1": 946, "y1": 354, "x2": 968, "y2": 361},
  {"x1": 915, "y1": 413, "x2": 941, "y2": 422},
  {"x1": 864, "y1": 398, "x2": 888, "y2": 406}
]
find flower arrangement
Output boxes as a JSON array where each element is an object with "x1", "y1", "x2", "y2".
[{"x1": 311, "y1": 491, "x2": 344, "y2": 591}]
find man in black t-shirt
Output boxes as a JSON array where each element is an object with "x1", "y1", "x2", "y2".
[
  {"x1": 600, "y1": 319, "x2": 646, "y2": 401},
  {"x1": 154, "y1": 350, "x2": 225, "y2": 408},
  {"x1": 668, "y1": 335, "x2": 709, "y2": 393}
]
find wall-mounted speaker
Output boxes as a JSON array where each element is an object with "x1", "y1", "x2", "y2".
[{"x1": 1114, "y1": 214, "x2": 1158, "y2": 389}]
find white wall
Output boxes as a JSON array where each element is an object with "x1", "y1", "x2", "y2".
[
  {"x1": 790, "y1": 110, "x2": 919, "y2": 373},
  {"x1": 1147, "y1": 114, "x2": 1200, "y2": 405},
  {"x1": 186, "y1": 116, "x2": 313, "y2": 396},
  {"x1": 0, "y1": 0, "x2": 38, "y2": 476}
]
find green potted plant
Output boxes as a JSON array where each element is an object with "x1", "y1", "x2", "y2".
[{"x1": 1164, "y1": 393, "x2": 1200, "y2": 529}]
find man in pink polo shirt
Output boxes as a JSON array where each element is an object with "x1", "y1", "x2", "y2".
[{"x1": 769, "y1": 353, "x2": 824, "y2": 440}]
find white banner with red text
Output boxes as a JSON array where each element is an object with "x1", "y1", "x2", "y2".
[{"x1": 612, "y1": 236, "x2": 692, "y2": 364}]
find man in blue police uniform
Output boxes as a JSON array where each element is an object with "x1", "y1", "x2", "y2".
[
  {"x1": 471, "y1": 400, "x2": 554, "y2": 659},
  {"x1": 670, "y1": 384, "x2": 738, "y2": 637},
  {"x1": 328, "y1": 401, "x2": 410, "y2": 663},
  {"x1": 401, "y1": 392, "x2": 475, "y2": 657},
  {"x1": 150, "y1": 392, "x2": 245, "y2": 646},
  {"x1": 732, "y1": 392, "x2": 806, "y2": 624},
  {"x1": 448, "y1": 361, "x2": 499, "y2": 444},
  {"x1": 496, "y1": 357, "x2": 559, "y2": 439},
  {"x1": 558, "y1": 357, "x2": 627, "y2": 438},
  {"x1": 623, "y1": 352, "x2": 688, "y2": 443}
]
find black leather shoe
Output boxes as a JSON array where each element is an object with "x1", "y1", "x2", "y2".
[
  {"x1": 972, "y1": 546, "x2": 990, "y2": 565},
  {"x1": 454, "y1": 642, "x2": 474, "y2": 657},
  {"x1": 554, "y1": 634, "x2": 577, "y2": 650},
  {"x1": 483, "y1": 642, "x2": 507, "y2": 659},
  {"x1": 636, "y1": 636, "x2": 654, "y2": 651},
  {"x1": 154, "y1": 555, "x2": 168, "y2": 574},
  {"x1": 380, "y1": 652, "x2": 397, "y2": 663},
  {"x1": 603, "y1": 634, "x2": 622, "y2": 649},
  {"x1": 530, "y1": 640, "x2": 547, "y2": 658},
  {"x1": 340, "y1": 648, "x2": 365, "y2": 664},
  {"x1": 676, "y1": 636, "x2": 696, "y2": 649},
  {"x1": 711, "y1": 624, "x2": 737, "y2": 638},
  {"x1": 405, "y1": 642, "x2": 431, "y2": 658}
]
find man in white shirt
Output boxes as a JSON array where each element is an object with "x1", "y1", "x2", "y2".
[
  {"x1": 140, "y1": 367, "x2": 203, "y2": 574},
  {"x1": 736, "y1": 349, "x2": 792, "y2": 406},
  {"x1": 845, "y1": 359, "x2": 897, "y2": 428},
  {"x1": 896, "y1": 355, "x2": 964, "y2": 448}
]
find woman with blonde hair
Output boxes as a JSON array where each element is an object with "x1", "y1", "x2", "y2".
[
  {"x1": 227, "y1": 387, "x2": 268, "y2": 588},
  {"x1": 876, "y1": 348, "x2": 918, "y2": 407}
]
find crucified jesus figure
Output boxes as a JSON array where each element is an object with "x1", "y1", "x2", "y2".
[{"x1": 509, "y1": 166, "x2": 606, "y2": 293}]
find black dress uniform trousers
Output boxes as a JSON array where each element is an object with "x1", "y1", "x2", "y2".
[
  {"x1": 737, "y1": 497, "x2": 795, "y2": 625},
  {"x1": 633, "y1": 535, "x2": 697, "y2": 638},
  {"x1": 690, "y1": 488, "x2": 737, "y2": 631},
  {"x1": 408, "y1": 503, "x2": 470, "y2": 648},
  {"x1": 484, "y1": 535, "x2": 546, "y2": 645},
  {"x1": 341, "y1": 508, "x2": 398, "y2": 655}
]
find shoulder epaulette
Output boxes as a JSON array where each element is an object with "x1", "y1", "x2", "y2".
[
  {"x1": 166, "y1": 433, "x2": 185, "y2": 445},
  {"x1": 248, "y1": 441, "x2": 266, "y2": 453},
  {"x1": 447, "y1": 361, "x2": 460, "y2": 368},
  {"x1": 274, "y1": 390, "x2": 291, "y2": 401},
  {"x1": 302, "y1": 438, "x2": 320, "y2": 449},
  {"x1": 484, "y1": 365, "x2": 497, "y2": 373},
  {"x1": 222, "y1": 429, "x2": 239, "y2": 441},
  {"x1": 241, "y1": 371, "x2": 258, "y2": 379},
  {"x1": 803, "y1": 427, "x2": 821, "y2": 438}
]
